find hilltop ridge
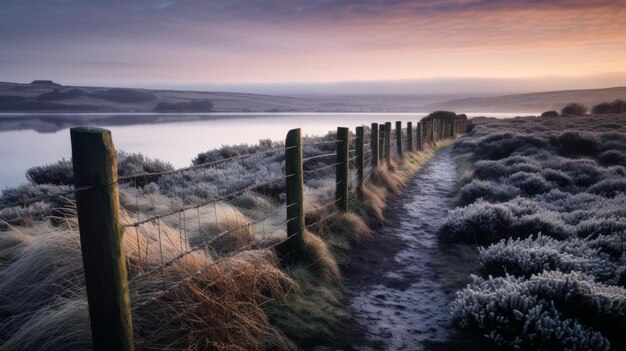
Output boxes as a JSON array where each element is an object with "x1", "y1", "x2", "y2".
[{"x1": 0, "y1": 81, "x2": 625, "y2": 113}]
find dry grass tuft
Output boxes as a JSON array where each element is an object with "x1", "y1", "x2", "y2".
[
  {"x1": 186, "y1": 204, "x2": 254, "y2": 254},
  {"x1": 297, "y1": 232, "x2": 341, "y2": 284},
  {"x1": 371, "y1": 166, "x2": 404, "y2": 194},
  {"x1": 328, "y1": 212, "x2": 373, "y2": 243},
  {"x1": 134, "y1": 250, "x2": 297, "y2": 351},
  {"x1": 360, "y1": 184, "x2": 387, "y2": 223}
]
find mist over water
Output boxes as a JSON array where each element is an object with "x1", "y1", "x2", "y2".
[{"x1": 0, "y1": 112, "x2": 526, "y2": 187}]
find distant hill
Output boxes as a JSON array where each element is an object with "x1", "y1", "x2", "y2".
[
  {"x1": 0, "y1": 81, "x2": 624, "y2": 113},
  {"x1": 0, "y1": 81, "x2": 441, "y2": 113},
  {"x1": 420, "y1": 87, "x2": 626, "y2": 113}
]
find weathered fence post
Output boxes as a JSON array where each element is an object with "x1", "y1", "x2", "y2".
[
  {"x1": 371, "y1": 122, "x2": 379, "y2": 169},
  {"x1": 430, "y1": 120, "x2": 435, "y2": 142},
  {"x1": 407, "y1": 122, "x2": 413, "y2": 151},
  {"x1": 395, "y1": 121, "x2": 403, "y2": 157},
  {"x1": 70, "y1": 127, "x2": 134, "y2": 351},
  {"x1": 336, "y1": 127, "x2": 349, "y2": 211},
  {"x1": 379, "y1": 124, "x2": 385, "y2": 161},
  {"x1": 356, "y1": 126, "x2": 365, "y2": 202},
  {"x1": 285, "y1": 128, "x2": 305, "y2": 257},
  {"x1": 385, "y1": 122, "x2": 392, "y2": 165},
  {"x1": 416, "y1": 122, "x2": 422, "y2": 151}
]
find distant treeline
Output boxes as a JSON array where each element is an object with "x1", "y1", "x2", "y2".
[{"x1": 542, "y1": 99, "x2": 626, "y2": 117}]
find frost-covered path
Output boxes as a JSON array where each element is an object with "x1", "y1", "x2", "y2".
[{"x1": 340, "y1": 147, "x2": 459, "y2": 350}]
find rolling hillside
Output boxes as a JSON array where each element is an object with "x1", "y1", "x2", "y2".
[{"x1": 421, "y1": 87, "x2": 626, "y2": 113}]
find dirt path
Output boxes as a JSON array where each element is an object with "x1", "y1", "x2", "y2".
[{"x1": 338, "y1": 147, "x2": 464, "y2": 350}]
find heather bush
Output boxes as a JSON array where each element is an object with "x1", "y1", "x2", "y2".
[
  {"x1": 554, "y1": 159, "x2": 606, "y2": 187},
  {"x1": 458, "y1": 179, "x2": 520, "y2": 205},
  {"x1": 0, "y1": 183, "x2": 72, "y2": 206},
  {"x1": 511, "y1": 212, "x2": 570, "y2": 240},
  {"x1": 473, "y1": 157, "x2": 542, "y2": 181},
  {"x1": 475, "y1": 133, "x2": 549, "y2": 160},
  {"x1": 598, "y1": 150, "x2": 626, "y2": 166},
  {"x1": 444, "y1": 114, "x2": 626, "y2": 348},
  {"x1": 479, "y1": 235, "x2": 620, "y2": 283},
  {"x1": 541, "y1": 110, "x2": 559, "y2": 117},
  {"x1": 561, "y1": 103, "x2": 588, "y2": 116},
  {"x1": 592, "y1": 100, "x2": 626, "y2": 114},
  {"x1": 452, "y1": 274, "x2": 609, "y2": 351},
  {"x1": 592, "y1": 102, "x2": 614, "y2": 115},
  {"x1": 439, "y1": 202, "x2": 514, "y2": 244},
  {"x1": 540, "y1": 168, "x2": 574, "y2": 187},
  {"x1": 25, "y1": 159, "x2": 73, "y2": 185},
  {"x1": 506, "y1": 171, "x2": 552, "y2": 195},
  {"x1": 587, "y1": 178, "x2": 626, "y2": 198},
  {"x1": 552, "y1": 131, "x2": 600, "y2": 156}
]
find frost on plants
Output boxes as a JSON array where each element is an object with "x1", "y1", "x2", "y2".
[{"x1": 444, "y1": 114, "x2": 626, "y2": 349}]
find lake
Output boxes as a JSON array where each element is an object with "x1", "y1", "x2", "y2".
[{"x1": 0, "y1": 112, "x2": 529, "y2": 187}]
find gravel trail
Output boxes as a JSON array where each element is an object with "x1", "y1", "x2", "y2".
[{"x1": 339, "y1": 147, "x2": 463, "y2": 351}]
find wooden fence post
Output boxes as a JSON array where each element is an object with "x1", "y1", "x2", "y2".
[
  {"x1": 336, "y1": 127, "x2": 349, "y2": 211},
  {"x1": 285, "y1": 128, "x2": 305, "y2": 257},
  {"x1": 416, "y1": 122, "x2": 422, "y2": 151},
  {"x1": 430, "y1": 120, "x2": 435, "y2": 142},
  {"x1": 379, "y1": 124, "x2": 385, "y2": 161},
  {"x1": 70, "y1": 127, "x2": 134, "y2": 351},
  {"x1": 356, "y1": 126, "x2": 365, "y2": 202},
  {"x1": 385, "y1": 122, "x2": 392, "y2": 165},
  {"x1": 371, "y1": 123, "x2": 379, "y2": 169},
  {"x1": 407, "y1": 122, "x2": 413, "y2": 151},
  {"x1": 395, "y1": 121, "x2": 402, "y2": 157}
]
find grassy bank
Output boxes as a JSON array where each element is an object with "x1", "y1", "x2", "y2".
[
  {"x1": 0, "y1": 123, "x2": 455, "y2": 350},
  {"x1": 439, "y1": 114, "x2": 626, "y2": 350}
]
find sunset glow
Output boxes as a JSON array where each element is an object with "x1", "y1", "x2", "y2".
[{"x1": 1, "y1": 0, "x2": 626, "y2": 90}]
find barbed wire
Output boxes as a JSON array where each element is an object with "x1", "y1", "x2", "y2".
[
  {"x1": 302, "y1": 153, "x2": 336, "y2": 163},
  {"x1": 125, "y1": 175, "x2": 291, "y2": 227},
  {"x1": 305, "y1": 208, "x2": 340, "y2": 230},
  {"x1": 303, "y1": 140, "x2": 342, "y2": 146},
  {"x1": 118, "y1": 145, "x2": 294, "y2": 183},
  {"x1": 303, "y1": 162, "x2": 343, "y2": 174},
  {"x1": 128, "y1": 207, "x2": 291, "y2": 284}
]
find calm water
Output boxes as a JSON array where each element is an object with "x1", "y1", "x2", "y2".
[{"x1": 0, "y1": 112, "x2": 527, "y2": 187}]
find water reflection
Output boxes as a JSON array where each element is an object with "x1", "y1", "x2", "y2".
[{"x1": 0, "y1": 112, "x2": 528, "y2": 187}]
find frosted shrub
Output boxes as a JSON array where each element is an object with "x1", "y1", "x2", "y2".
[
  {"x1": 506, "y1": 171, "x2": 552, "y2": 195},
  {"x1": 451, "y1": 273, "x2": 611, "y2": 351},
  {"x1": 511, "y1": 212, "x2": 571, "y2": 240},
  {"x1": 444, "y1": 115, "x2": 626, "y2": 348},
  {"x1": 473, "y1": 158, "x2": 542, "y2": 181},
  {"x1": 598, "y1": 150, "x2": 626, "y2": 167},
  {"x1": 458, "y1": 179, "x2": 520, "y2": 205},
  {"x1": 25, "y1": 159, "x2": 73, "y2": 185},
  {"x1": 574, "y1": 217, "x2": 626, "y2": 239},
  {"x1": 540, "y1": 168, "x2": 574, "y2": 187},
  {"x1": 439, "y1": 202, "x2": 514, "y2": 244},
  {"x1": 552, "y1": 131, "x2": 599, "y2": 156},
  {"x1": 117, "y1": 151, "x2": 174, "y2": 179},
  {"x1": 473, "y1": 160, "x2": 508, "y2": 180},
  {"x1": 476, "y1": 133, "x2": 549, "y2": 160},
  {"x1": 0, "y1": 183, "x2": 72, "y2": 206},
  {"x1": 479, "y1": 235, "x2": 620, "y2": 283},
  {"x1": 554, "y1": 159, "x2": 607, "y2": 187},
  {"x1": 587, "y1": 178, "x2": 626, "y2": 198}
]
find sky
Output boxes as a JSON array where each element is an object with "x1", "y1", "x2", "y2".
[{"x1": 1, "y1": 0, "x2": 626, "y2": 95}]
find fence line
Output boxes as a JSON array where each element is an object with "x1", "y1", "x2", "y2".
[{"x1": 1, "y1": 117, "x2": 471, "y2": 350}]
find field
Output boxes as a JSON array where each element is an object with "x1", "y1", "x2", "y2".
[{"x1": 441, "y1": 113, "x2": 626, "y2": 350}]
